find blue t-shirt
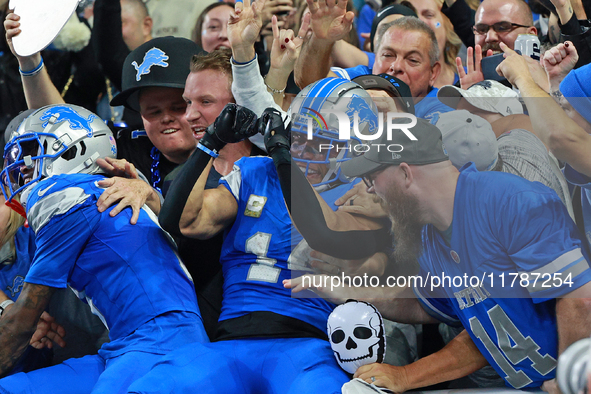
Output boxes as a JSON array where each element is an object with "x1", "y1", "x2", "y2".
[
  {"x1": 219, "y1": 156, "x2": 336, "y2": 333},
  {"x1": 564, "y1": 164, "x2": 591, "y2": 251},
  {"x1": 23, "y1": 174, "x2": 200, "y2": 341},
  {"x1": 414, "y1": 164, "x2": 591, "y2": 389},
  {"x1": 330, "y1": 66, "x2": 453, "y2": 120}
]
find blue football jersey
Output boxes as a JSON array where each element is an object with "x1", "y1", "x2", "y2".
[
  {"x1": 23, "y1": 174, "x2": 199, "y2": 341},
  {"x1": 414, "y1": 164, "x2": 591, "y2": 389},
  {"x1": 0, "y1": 227, "x2": 35, "y2": 301},
  {"x1": 219, "y1": 156, "x2": 335, "y2": 333}
]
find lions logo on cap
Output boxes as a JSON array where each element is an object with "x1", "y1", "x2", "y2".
[
  {"x1": 132, "y1": 48, "x2": 169, "y2": 81},
  {"x1": 40, "y1": 106, "x2": 96, "y2": 137}
]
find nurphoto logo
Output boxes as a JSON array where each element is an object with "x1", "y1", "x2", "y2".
[{"x1": 303, "y1": 108, "x2": 418, "y2": 153}]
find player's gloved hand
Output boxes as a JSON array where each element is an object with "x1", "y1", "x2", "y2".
[
  {"x1": 261, "y1": 108, "x2": 290, "y2": 158},
  {"x1": 199, "y1": 103, "x2": 258, "y2": 154}
]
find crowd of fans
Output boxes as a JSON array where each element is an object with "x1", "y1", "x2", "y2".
[{"x1": 0, "y1": 0, "x2": 591, "y2": 392}]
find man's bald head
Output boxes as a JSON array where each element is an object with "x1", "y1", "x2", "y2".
[
  {"x1": 475, "y1": 0, "x2": 536, "y2": 54},
  {"x1": 121, "y1": 0, "x2": 153, "y2": 51},
  {"x1": 477, "y1": 0, "x2": 533, "y2": 25}
]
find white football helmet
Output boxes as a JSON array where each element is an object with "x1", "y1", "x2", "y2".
[
  {"x1": 290, "y1": 77, "x2": 378, "y2": 190},
  {"x1": 1, "y1": 104, "x2": 117, "y2": 204}
]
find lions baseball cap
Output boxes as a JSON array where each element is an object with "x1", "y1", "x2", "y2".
[
  {"x1": 434, "y1": 110, "x2": 498, "y2": 171},
  {"x1": 437, "y1": 80, "x2": 524, "y2": 116},
  {"x1": 111, "y1": 36, "x2": 204, "y2": 111},
  {"x1": 352, "y1": 74, "x2": 415, "y2": 115},
  {"x1": 341, "y1": 118, "x2": 449, "y2": 177}
]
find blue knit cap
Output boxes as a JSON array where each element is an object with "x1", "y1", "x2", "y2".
[{"x1": 560, "y1": 63, "x2": 591, "y2": 124}]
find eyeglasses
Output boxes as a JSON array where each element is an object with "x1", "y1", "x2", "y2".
[
  {"x1": 362, "y1": 165, "x2": 389, "y2": 188},
  {"x1": 472, "y1": 22, "x2": 530, "y2": 35}
]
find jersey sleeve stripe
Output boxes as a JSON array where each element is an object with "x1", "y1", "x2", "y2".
[
  {"x1": 523, "y1": 257, "x2": 589, "y2": 294},
  {"x1": 220, "y1": 164, "x2": 242, "y2": 201},
  {"x1": 522, "y1": 248, "x2": 586, "y2": 277},
  {"x1": 413, "y1": 286, "x2": 461, "y2": 326},
  {"x1": 28, "y1": 187, "x2": 90, "y2": 233}
]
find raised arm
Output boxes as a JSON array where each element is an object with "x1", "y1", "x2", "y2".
[
  {"x1": 91, "y1": 0, "x2": 134, "y2": 90},
  {"x1": 497, "y1": 42, "x2": 591, "y2": 177},
  {"x1": 265, "y1": 14, "x2": 310, "y2": 107},
  {"x1": 159, "y1": 104, "x2": 258, "y2": 239},
  {"x1": 294, "y1": 0, "x2": 354, "y2": 89},
  {"x1": 4, "y1": 12, "x2": 64, "y2": 108}
]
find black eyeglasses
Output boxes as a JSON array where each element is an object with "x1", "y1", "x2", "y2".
[
  {"x1": 472, "y1": 22, "x2": 530, "y2": 35},
  {"x1": 362, "y1": 165, "x2": 390, "y2": 188}
]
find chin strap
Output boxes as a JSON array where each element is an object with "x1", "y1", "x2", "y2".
[{"x1": 5, "y1": 199, "x2": 28, "y2": 226}]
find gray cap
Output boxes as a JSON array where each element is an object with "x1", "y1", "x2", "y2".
[
  {"x1": 342, "y1": 117, "x2": 449, "y2": 177},
  {"x1": 437, "y1": 80, "x2": 523, "y2": 116}
]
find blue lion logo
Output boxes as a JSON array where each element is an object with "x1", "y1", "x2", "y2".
[
  {"x1": 40, "y1": 106, "x2": 97, "y2": 137},
  {"x1": 346, "y1": 95, "x2": 378, "y2": 134},
  {"x1": 132, "y1": 48, "x2": 169, "y2": 81},
  {"x1": 7, "y1": 275, "x2": 24, "y2": 298}
]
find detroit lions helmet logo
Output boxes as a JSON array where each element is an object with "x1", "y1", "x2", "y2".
[
  {"x1": 39, "y1": 106, "x2": 97, "y2": 137},
  {"x1": 132, "y1": 48, "x2": 169, "y2": 81},
  {"x1": 7, "y1": 275, "x2": 24, "y2": 298},
  {"x1": 346, "y1": 94, "x2": 378, "y2": 133}
]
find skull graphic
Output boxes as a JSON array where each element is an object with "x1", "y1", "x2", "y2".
[{"x1": 327, "y1": 300, "x2": 386, "y2": 374}]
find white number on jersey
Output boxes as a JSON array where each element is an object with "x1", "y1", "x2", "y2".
[{"x1": 246, "y1": 232, "x2": 280, "y2": 283}]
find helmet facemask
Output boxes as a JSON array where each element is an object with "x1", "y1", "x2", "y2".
[
  {"x1": 0, "y1": 104, "x2": 117, "y2": 216},
  {"x1": 289, "y1": 78, "x2": 378, "y2": 191}
]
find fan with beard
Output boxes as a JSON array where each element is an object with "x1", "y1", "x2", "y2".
[{"x1": 380, "y1": 183, "x2": 425, "y2": 267}]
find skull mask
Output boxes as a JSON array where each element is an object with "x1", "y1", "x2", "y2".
[{"x1": 327, "y1": 300, "x2": 386, "y2": 374}]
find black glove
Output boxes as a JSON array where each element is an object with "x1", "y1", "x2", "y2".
[
  {"x1": 200, "y1": 103, "x2": 258, "y2": 154},
  {"x1": 261, "y1": 108, "x2": 290, "y2": 161}
]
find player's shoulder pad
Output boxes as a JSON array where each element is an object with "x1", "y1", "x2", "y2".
[{"x1": 25, "y1": 174, "x2": 101, "y2": 233}]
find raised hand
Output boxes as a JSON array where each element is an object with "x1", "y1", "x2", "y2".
[
  {"x1": 496, "y1": 42, "x2": 536, "y2": 89},
  {"x1": 269, "y1": 12, "x2": 311, "y2": 75},
  {"x1": 4, "y1": 12, "x2": 41, "y2": 71},
  {"x1": 201, "y1": 104, "x2": 259, "y2": 154},
  {"x1": 228, "y1": 0, "x2": 267, "y2": 62},
  {"x1": 306, "y1": 0, "x2": 355, "y2": 42},
  {"x1": 542, "y1": 41, "x2": 579, "y2": 91},
  {"x1": 457, "y1": 45, "x2": 485, "y2": 90},
  {"x1": 259, "y1": 0, "x2": 294, "y2": 27},
  {"x1": 261, "y1": 107, "x2": 289, "y2": 155}
]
